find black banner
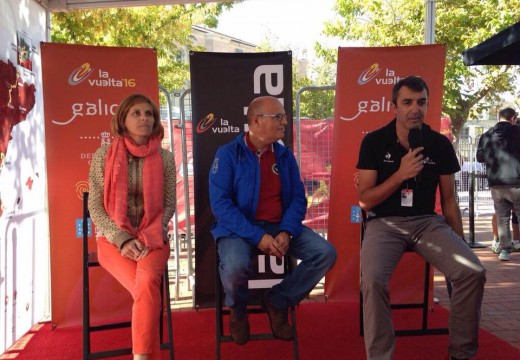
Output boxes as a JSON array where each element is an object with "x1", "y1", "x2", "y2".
[{"x1": 190, "y1": 51, "x2": 293, "y2": 308}]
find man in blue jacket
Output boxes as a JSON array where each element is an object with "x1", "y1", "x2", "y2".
[
  {"x1": 477, "y1": 107, "x2": 520, "y2": 261},
  {"x1": 209, "y1": 96, "x2": 336, "y2": 345}
]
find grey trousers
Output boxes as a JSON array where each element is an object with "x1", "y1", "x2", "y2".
[
  {"x1": 360, "y1": 215, "x2": 486, "y2": 360},
  {"x1": 490, "y1": 186, "x2": 520, "y2": 252}
]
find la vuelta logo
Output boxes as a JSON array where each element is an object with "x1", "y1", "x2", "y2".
[
  {"x1": 339, "y1": 63, "x2": 402, "y2": 121},
  {"x1": 68, "y1": 63, "x2": 94, "y2": 85},
  {"x1": 196, "y1": 113, "x2": 218, "y2": 133},
  {"x1": 67, "y1": 62, "x2": 136, "y2": 87},
  {"x1": 196, "y1": 113, "x2": 239, "y2": 134},
  {"x1": 357, "y1": 63, "x2": 381, "y2": 85}
]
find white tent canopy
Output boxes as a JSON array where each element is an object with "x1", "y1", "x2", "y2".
[{"x1": 41, "y1": 0, "x2": 223, "y2": 12}]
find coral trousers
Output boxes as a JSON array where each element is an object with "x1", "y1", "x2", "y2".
[{"x1": 97, "y1": 237, "x2": 170, "y2": 358}]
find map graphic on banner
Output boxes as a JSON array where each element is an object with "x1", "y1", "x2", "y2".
[
  {"x1": 0, "y1": 58, "x2": 36, "y2": 168},
  {"x1": 41, "y1": 43, "x2": 159, "y2": 327},
  {"x1": 326, "y1": 45, "x2": 446, "y2": 302},
  {"x1": 189, "y1": 51, "x2": 293, "y2": 308}
]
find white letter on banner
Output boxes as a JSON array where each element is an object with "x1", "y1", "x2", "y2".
[
  {"x1": 270, "y1": 256, "x2": 284, "y2": 274},
  {"x1": 258, "y1": 255, "x2": 266, "y2": 273},
  {"x1": 253, "y1": 65, "x2": 284, "y2": 95}
]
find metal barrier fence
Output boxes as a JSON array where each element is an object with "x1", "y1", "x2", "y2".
[
  {"x1": 456, "y1": 135, "x2": 493, "y2": 216},
  {"x1": 295, "y1": 86, "x2": 336, "y2": 239},
  {"x1": 160, "y1": 89, "x2": 195, "y2": 307}
]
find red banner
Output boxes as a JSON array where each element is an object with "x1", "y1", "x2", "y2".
[
  {"x1": 326, "y1": 45, "x2": 446, "y2": 302},
  {"x1": 41, "y1": 43, "x2": 159, "y2": 327}
]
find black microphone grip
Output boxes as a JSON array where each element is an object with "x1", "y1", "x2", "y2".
[{"x1": 408, "y1": 128, "x2": 423, "y2": 184}]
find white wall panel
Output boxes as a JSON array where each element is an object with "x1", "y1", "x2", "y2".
[{"x1": 0, "y1": 0, "x2": 50, "y2": 354}]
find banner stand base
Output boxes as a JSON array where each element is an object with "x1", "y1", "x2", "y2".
[{"x1": 469, "y1": 242, "x2": 487, "y2": 249}]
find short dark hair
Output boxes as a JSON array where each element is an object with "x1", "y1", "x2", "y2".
[
  {"x1": 498, "y1": 107, "x2": 518, "y2": 122},
  {"x1": 392, "y1": 76, "x2": 430, "y2": 104}
]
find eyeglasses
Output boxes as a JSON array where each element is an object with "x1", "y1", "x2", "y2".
[{"x1": 256, "y1": 114, "x2": 288, "y2": 122}]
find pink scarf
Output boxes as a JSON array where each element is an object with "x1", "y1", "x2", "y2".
[{"x1": 104, "y1": 137, "x2": 164, "y2": 249}]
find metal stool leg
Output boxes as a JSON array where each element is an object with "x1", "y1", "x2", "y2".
[
  {"x1": 82, "y1": 192, "x2": 91, "y2": 360},
  {"x1": 160, "y1": 267, "x2": 175, "y2": 360},
  {"x1": 215, "y1": 254, "x2": 223, "y2": 360}
]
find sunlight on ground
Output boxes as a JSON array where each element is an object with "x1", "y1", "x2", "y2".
[{"x1": 0, "y1": 323, "x2": 45, "y2": 359}]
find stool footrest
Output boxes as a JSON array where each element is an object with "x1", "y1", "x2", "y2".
[
  {"x1": 395, "y1": 328, "x2": 449, "y2": 336},
  {"x1": 390, "y1": 303, "x2": 427, "y2": 309},
  {"x1": 220, "y1": 306, "x2": 265, "y2": 315},
  {"x1": 160, "y1": 343, "x2": 173, "y2": 350},
  {"x1": 219, "y1": 333, "x2": 278, "y2": 342},
  {"x1": 89, "y1": 321, "x2": 131, "y2": 332},
  {"x1": 87, "y1": 347, "x2": 132, "y2": 359}
]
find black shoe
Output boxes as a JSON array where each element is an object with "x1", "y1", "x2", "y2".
[
  {"x1": 261, "y1": 292, "x2": 293, "y2": 340},
  {"x1": 229, "y1": 309, "x2": 250, "y2": 345}
]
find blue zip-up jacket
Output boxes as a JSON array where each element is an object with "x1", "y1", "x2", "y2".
[{"x1": 209, "y1": 133, "x2": 307, "y2": 246}]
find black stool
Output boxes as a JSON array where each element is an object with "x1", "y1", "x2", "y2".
[
  {"x1": 215, "y1": 246, "x2": 299, "y2": 359},
  {"x1": 82, "y1": 191, "x2": 175, "y2": 359},
  {"x1": 358, "y1": 210, "x2": 449, "y2": 337}
]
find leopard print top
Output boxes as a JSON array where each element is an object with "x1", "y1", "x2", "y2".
[{"x1": 88, "y1": 144, "x2": 176, "y2": 250}]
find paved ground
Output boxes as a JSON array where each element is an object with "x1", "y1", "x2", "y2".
[{"x1": 433, "y1": 212, "x2": 520, "y2": 350}]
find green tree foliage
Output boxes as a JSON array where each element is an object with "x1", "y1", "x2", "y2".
[
  {"x1": 51, "y1": 3, "x2": 233, "y2": 92},
  {"x1": 317, "y1": 0, "x2": 520, "y2": 140}
]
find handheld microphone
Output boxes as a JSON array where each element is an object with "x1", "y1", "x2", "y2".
[{"x1": 408, "y1": 127, "x2": 423, "y2": 184}]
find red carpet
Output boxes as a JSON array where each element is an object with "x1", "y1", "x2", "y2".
[{"x1": 2, "y1": 301, "x2": 519, "y2": 359}]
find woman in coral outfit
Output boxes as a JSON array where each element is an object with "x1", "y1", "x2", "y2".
[{"x1": 88, "y1": 93, "x2": 176, "y2": 360}]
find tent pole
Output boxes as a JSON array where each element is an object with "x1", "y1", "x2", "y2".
[{"x1": 424, "y1": 0, "x2": 438, "y2": 45}]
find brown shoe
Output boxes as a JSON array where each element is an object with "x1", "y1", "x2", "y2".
[
  {"x1": 229, "y1": 309, "x2": 250, "y2": 345},
  {"x1": 261, "y1": 292, "x2": 293, "y2": 340}
]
